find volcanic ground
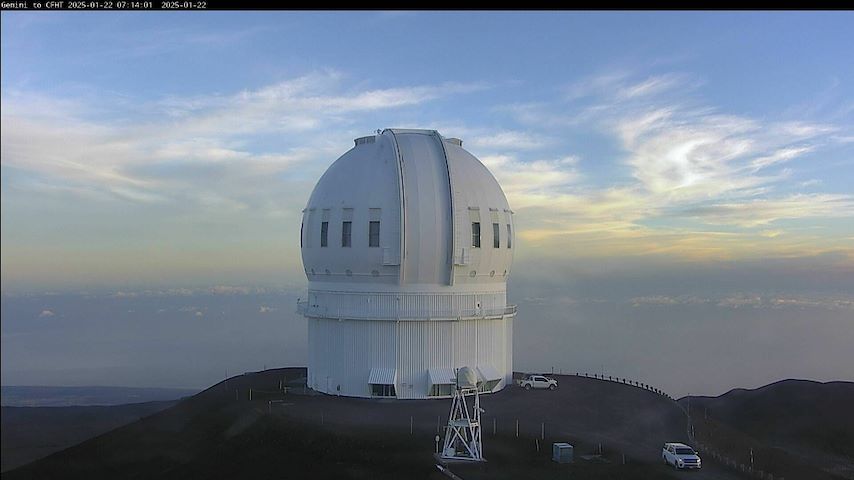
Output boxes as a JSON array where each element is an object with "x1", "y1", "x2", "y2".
[{"x1": 4, "y1": 368, "x2": 761, "y2": 479}]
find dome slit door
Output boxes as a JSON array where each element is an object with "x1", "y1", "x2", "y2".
[
  {"x1": 394, "y1": 131, "x2": 453, "y2": 285},
  {"x1": 387, "y1": 129, "x2": 407, "y2": 285},
  {"x1": 434, "y1": 130, "x2": 456, "y2": 286}
]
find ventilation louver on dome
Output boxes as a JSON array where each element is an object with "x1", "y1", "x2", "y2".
[{"x1": 354, "y1": 135, "x2": 376, "y2": 146}]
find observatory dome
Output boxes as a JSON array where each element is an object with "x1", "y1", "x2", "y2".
[
  {"x1": 298, "y1": 129, "x2": 517, "y2": 399},
  {"x1": 301, "y1": 128, "x2": 514, "y2": 288}
]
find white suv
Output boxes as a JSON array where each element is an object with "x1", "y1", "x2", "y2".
[
  {"x1": 519, "y1": 374, "x2": 558, "y2": 390},
  {"x1": 662, "y1": 442, "x2": 701, "y2": 469}
]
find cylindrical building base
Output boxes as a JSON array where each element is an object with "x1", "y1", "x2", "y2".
[{"x1": 306, "y1": 315, "x2": 514, "y2": 399}]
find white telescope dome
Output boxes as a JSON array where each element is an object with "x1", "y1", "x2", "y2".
[
  {"x1": 301, "y1": 128, "x2": 514, "y2": 289},
  {"x1": 298, "y1": 129, "x2": 517, "y2": 399}
]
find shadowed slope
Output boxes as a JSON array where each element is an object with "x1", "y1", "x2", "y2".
[
  {"x1": 682, "y1": 379, "x2": 854, "y2": 479},
  {"x1": 1, "y1": 401, "x2": 177, "y2": 472},
  {"x1": 5, "y1": 368, "x2": 723, "y2": 479}
]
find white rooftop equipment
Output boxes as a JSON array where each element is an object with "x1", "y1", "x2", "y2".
[{"x1": 298, "y1": 129, "x2": 516, "y2": 399}]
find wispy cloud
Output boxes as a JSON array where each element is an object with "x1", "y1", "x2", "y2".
[
  {"x1": 2, "y1": 63, "x2": 853, "y2": 291},
  {"x1": 613, "y1": 107, "x2": 835, "y2": 202},
  {"x1": 564, "y1": 72, "x2": 701, "y2": 103},
  {"x1": 616, "y1": 73, "x2": 699, "y2": 100},
  {"x1": 751, "y1": 146, "x2": 814, "y2": 171},
  {"x1": 1, "y1": 72, "x2": 482, "y2": 212},
  {"x1": 156, "y1": 73, "x2": 485, "y2": 135},
  {"x1": 629, "y1": 293, "x2": 854, "y2": 311},
  {"x1": 480, "y1": 154, "x2": 580, "y2": 205},
  {"x1": 500, "y1": 70, "x2": 854, "y2": 260},
  {"x1": 681, "y1": 194, "x2": 854, "y2": 227},
  {"x1": 466, "y1": 130, "x2": 554, "y2": 151}
]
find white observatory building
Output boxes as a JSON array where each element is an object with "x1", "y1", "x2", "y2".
[{"x1": 298, "y1": 129, "x2": 516, "y2": 399}]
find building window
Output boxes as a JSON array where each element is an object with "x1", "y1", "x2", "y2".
[
  {"x1": 342, "y1": 221, "x2": 352, "y2": 247},
  {"x1": 320, "y1": 221, "x2": 328, "y2": 247},
  {"x1": 371, "y1": 383, "x2": 396, "y2": 397},
  {"x1": 369, "y1": 221, "x2": 380, "y2": 247},
  {"x1": 493, "y1": 222, "x2": 500, "y2": 248},
  {"x1": 507, "y1": 224, "x2": 512, "y2": 248},
  {"x1": 430, "y1": 383, "x2": 453, "y2": 397},
  {"x1": 478, "y1": 379, "x2": 501, "y2": 393},
  {"x1": 471, "y1": 222, "x2": 481, "y2": 248}
]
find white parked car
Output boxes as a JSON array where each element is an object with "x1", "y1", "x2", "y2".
[
  {"x1": 520, "y1": 374, "x2": 558, "y2": 390},
  {"x1": 662, "y1": 442, "x2": 701, "y2": 469}
]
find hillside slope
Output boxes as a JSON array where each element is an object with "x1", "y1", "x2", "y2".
[
  {"x1": 5, "y1": 368, "x2": 718, "y2": 479},
  {"x1": 682, "y1": 379, "x2": 854, "y2": 479},
  {"x1": 1, "y1": 401, "x2": 176, "y2": 472}
]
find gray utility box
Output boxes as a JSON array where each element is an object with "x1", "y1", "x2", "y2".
[{"x1": 552, "y1": 442, "x2": 574, "y2": 463}]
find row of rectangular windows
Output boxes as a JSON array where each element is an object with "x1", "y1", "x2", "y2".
[
  {"x1": 429, "y1": 380, "x2": 499, "y2": 396},
  {"x1": 301, "y1": 220, "x2": 512, "y2": 249},
  {"x1": 301, "y1": 221, "x2": 380, "y2": 248},
  {"x1": 472, "y1": 222, "x2": 512, "y2": 249},
  {"x1": 372, "y1": 381, "x2": 499, "y2": 398}
]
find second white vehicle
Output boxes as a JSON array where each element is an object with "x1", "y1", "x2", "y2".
[
  {"x1": 662, "y1": 442, "x2": 702, "y2": 469},
  {"x1": 520, "y1": 374, "x2": 558, "y2": 390}
]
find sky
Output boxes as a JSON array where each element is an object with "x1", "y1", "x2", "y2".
[{"x1": 1, "y1": 12, "x2": 853, "y2": 396}]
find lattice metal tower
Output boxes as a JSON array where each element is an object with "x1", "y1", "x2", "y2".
[{"x1": 441, "y1": 367, "x2": 484, "y2": 461}]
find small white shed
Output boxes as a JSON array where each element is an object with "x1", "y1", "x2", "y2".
[{"x1": 552, "y1": 442, "x2": 574, "y2": 463}]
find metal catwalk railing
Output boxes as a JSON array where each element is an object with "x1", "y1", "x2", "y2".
[{"x1": 297, "y1": 300, "x2": 517, "y2": 321}]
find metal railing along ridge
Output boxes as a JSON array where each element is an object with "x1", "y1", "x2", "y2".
[{"x1": 296, "y1": 300, "x2": 517, "y2": 321}]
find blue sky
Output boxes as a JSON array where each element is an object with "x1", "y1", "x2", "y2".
[
  {"x1": 2, "y1": 12, "x2": 853, "y2": 394},
  {"x1": 1, "y1": 11, "x2": 853, "y2": 291}
]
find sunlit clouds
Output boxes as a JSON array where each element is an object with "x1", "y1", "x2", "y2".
[
  {"x1": 1, "y1": 13, "x2": 853, "y2": 290},
  {"x1": 483, "y1": 73, "x2": 854, "y2": 261},
  {"x1": 1, "y1": 72, "x2": 484, "y2": 211},
  {"x1": 3, "y1": 69, "x2": 853, "y2": 288}
]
